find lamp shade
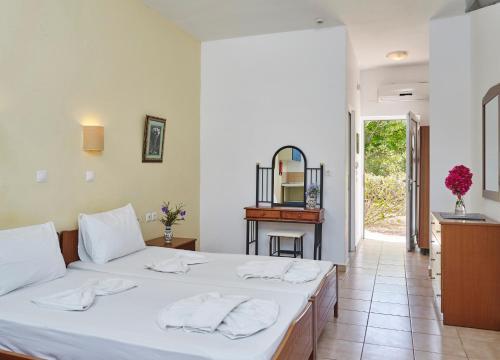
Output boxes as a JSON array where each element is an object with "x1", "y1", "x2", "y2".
[{"x1": 82, "y1": 126, "x2": 104, "y2": 151}]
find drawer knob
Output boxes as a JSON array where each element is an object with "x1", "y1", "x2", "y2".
[
  {"x1": 436, "y1": 273, "x2": 441, "y2": 276},
  {"x1": 431, "y1": 276, "x2": 435, "y2": 279},
  {"x1": 431, "y1": 258, "x2": 435, "y2": 261},
  {"x1": 436, "y1": 294, "x2": 441, "y2": 297},
  {"x1": 436, "y1": 251, "x2": 441, "y2": 255}
]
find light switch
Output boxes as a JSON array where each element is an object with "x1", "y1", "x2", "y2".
[
  {"x1": 145, "y1": 213, "x2": 153, "y2": 222},
  {"x1": 36, "y1": 170, "x2": 48, "y2": 183},
  {"x1": 85, "y1": 170, "x2": 95, "y2": 183},
  {"x1": 151, "y1": 212, "x2": 158, "y2": 221}
]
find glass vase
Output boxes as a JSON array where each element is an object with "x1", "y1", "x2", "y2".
[
  {"x1": 454, "y1": 197, "x2": 466, "y2": 216},
  {"x1": 306, "y1": 194, "x2": 317, "y2": 209},
  {"x1": 164, "y1": 226, "x2": 173, "y2": 243}
]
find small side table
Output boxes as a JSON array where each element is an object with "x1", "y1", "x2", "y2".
[{"x1": 146, "y1": 237, "x2": 197, "y2": 251}]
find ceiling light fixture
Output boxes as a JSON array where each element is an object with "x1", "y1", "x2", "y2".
[
  {"x1": 386, "y1": 50, "x2": 408, "y2": 61},
  {"x1": 315, "y1": 18, "x2": 324, "y2": 25}
]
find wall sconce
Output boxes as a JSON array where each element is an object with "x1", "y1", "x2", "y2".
[{"x1": 82, "y1": 126, "x2": 104, "y2": 151}]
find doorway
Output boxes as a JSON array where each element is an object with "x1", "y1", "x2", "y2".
[{"x1": 362, "y1": 113, "x2": 420, "y2": 250}]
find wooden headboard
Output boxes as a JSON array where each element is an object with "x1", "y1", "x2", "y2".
[{"x1": 58, "y1": 230, "x2": 80, "y2": 266}]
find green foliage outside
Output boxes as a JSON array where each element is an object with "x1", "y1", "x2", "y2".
[{"x1": 364, "y1": 120, "x2": 406, "y2": 226}]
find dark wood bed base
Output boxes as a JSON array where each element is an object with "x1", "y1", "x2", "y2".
[{"x1": 2, "y1": 230, "x2": 338, "y2": 360}]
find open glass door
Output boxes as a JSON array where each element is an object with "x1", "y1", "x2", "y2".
[{"x1": 406, "y1": 112, "x2": 420, "y2": 251}]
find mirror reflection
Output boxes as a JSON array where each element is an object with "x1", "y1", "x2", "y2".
[
  {"x1": 485, "y1": 96, "x2": 499, "y2": 192},
  {"x1": 273, "y1": 147, "x2": 305, "y2": 206}
]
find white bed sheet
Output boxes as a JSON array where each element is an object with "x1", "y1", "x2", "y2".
[
  {"x1": 0, "y1": 269, "x2": 307, "y2": 360},
  {"x1": 69, "y1": 247, "x2": 333, "y2": 299}
]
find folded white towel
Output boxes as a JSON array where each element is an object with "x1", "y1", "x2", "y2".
[
  {"x1": 83, "y1": 278, "x2": 138, "y2": 295},
  {"x1": 218, "y1": 299, "x2": 279, "y2": 339},
  {"x1": 158, "y1": 292, "x2": 249, "y2": 334},
  {"x1": 184, "y1": 294, "x2": 249, "y2": 333},
  {"x1": 32, "y1": 287, "x2": 96, "y2": 311},
  {"x1": 145, "y1": 258, "x2": 190, "y2": 273},
  {"x1": 283, "y1": 261, "x2": 321, "y2": 283},
  {"x1": 175, "y1": 251, "x2": 208, "y2": 265},
  {"x1": 236, "y1": 260, "x2": 293, "y2": 280}
]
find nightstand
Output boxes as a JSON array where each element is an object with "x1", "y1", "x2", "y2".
[{"x1": 146, "y1": 237, "x2": 197, "y2": 251}]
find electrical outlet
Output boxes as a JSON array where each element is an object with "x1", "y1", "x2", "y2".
[
  {"x1": 151, "y1": 212, "x2": 158, "y2": 221},
  {"x1": 145, "y1": 213, "x2": 153, "y2": 223}
]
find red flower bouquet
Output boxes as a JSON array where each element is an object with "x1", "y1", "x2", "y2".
[{"x1": 445, "y1": 165, "x2": 473, "y2": 214}]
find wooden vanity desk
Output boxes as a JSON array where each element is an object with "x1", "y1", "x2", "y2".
[
  {"x1": 430, "y1": 212, "x2": 500, "y2": 330},
  {"x1": 245, "y1": 207, "x2": 325, "y2": 260}
]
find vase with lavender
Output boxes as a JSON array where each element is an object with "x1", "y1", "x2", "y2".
[
  {"x1": 445, "y1": 165, "x2": 473, "y2": 216},
  {"x1": 305, "y1": 184, "x2": 320, "y2": 209},
  {"x1": 160, "y1": 202, "x2": 186, "y2": 243}
]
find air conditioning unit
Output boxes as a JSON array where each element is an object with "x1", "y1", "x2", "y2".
[{"x1": 378, "y1": 82, "x2": 429, "y2": 102}]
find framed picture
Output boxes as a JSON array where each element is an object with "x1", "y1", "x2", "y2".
[{"x1": 142, "y1": 115, "x2": 166, "y2": 163}]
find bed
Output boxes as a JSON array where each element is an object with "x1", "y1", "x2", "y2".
[
  {"x1": 61, "y1": 230, "x2": 338, "y2": 358},
  {"x1": 0, "y1": 269, "x2": 311, "y2": 360}
]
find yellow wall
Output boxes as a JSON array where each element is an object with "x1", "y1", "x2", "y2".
[{"x1": 0, "y1": 0, "x2": 201, "y2": 240}]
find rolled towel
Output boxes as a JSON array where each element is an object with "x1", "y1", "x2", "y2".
[
  {"x1": 32, "y1": 287, "x2": 96, "y2": 311},
  {"x1": 237, "y1": 260, "x2": 293, "y2": 280},
  {"x1": 145, "y1": 258, "x2": 189, "y2": 273},
  {"x1": 83, "y1": 278, "x2": 138, "y2": 295},
  {"x1": 158, "y1": 292, "x2": 249, "y2": 333},
  {"x1": 283, "y1": 261, "x2": 321, "y2": 283},
  {"x1": 218, "y1": 299, "x2": 279, "y2": 339}
]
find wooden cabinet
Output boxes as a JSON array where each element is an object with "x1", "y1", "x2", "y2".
[
  {"x1": 430, "y1": 212, "x2": 500, "y2": 330},
  {"x1": 146, "y1": 237, "x2": 197, "y2": 251}
]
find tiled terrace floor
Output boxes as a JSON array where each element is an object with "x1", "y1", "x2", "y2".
[{"x1": 317, "y1": 239, "x2": 500, "y2": 360}]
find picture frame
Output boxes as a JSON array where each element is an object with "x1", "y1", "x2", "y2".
[{"x1": 142, "y1": 115, "x2": 166, "y2": 163}]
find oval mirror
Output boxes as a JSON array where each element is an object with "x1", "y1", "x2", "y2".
[{"x1": 271, "y1": 146, "x2": 307, "y2": 207}]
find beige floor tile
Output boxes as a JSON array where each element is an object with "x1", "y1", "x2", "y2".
[
  {"x1": 317, "y1": 339, "x2": 363, "y2": 360},
  {"x1": 339, "y1": 298, "x2": 371, "y2": 312},
  {"x1": 365, "y1": 327, "x2": 413, "y2": 349},
  {"x1": 412, "y1": 333, "x2": 467, "y2": 357},
  {"x1": 320, "y1": 322, "x2": 366, "y2": 343},
  {"x1": 408, "y1": 286, "x2": 434, "y2": 296},
  {"x1": 349, "y1": 267, "x2": 378, "y2": 276},
  {"x1": 340, "y1": 288, "x2": 373, "y2": 301},
  {"x1": 336, "y1": 309, "x2": 369, "y2": 326},
  {"x1": 341, "y1": 279, "x2": 375, "y2": 291},
  {"x1": 410, "y1": 305, "x2": 438, "y2": 320},
  {"x1": 377, "y1": 270, "x2": 406, "y2": 277},
  {"x1": 368, "y1": 313, "x2": 411, "y2": 331},
  {"x1": 361, "y1": 344, "x2": 414, "y2": 360},
  {"x1": 461, "y1": 337, "x2": 500, "y2": 359},
  {"x1": 370, "y1": 301, "x2": 410, "y2": 317},
  {"x1": 407, "y1": 278, "x2": 432, "y2": 288},
  {"x1": 372, "y1": 291, "x2": 408, "y2": 304},
  {"x1": 456, "y1": 326, "x2": 500, "y2": 342},
  {"x1": 375, "y1": 276, "x2": 407, "y2": 286},
  {"x1": 409, "y1": 295, "x2": 435, "y2": 306},
  {"x1": 373, "y1": 283, "x2": 407, "y2": 294},
  {"x1": 411, "y1": 318, "x2": 458, "y2": 337},
  {"x1": 414, "y1": 350, "x2": 467, "y2": 359}
]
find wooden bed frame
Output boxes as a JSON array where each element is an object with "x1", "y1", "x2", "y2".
[{"x1": 2, "y1": 230, "x2": 338, "y2": 360}]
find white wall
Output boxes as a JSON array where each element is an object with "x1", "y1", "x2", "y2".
[
  {"x1": 429, "y1": 6, "x2": 500, "y2": 221},
  {"x1": 470, "y1": 4, "x2": 500, "y2": 221},
  {"x1": 429, "y1": 15, "x2": 472, "y2": 214},
  {"x1": 201, "y1": 27, "x2": 350, "y2": 264},
  {"x1": 361, "y1": 64, "x2": 429, "y2": 124}
]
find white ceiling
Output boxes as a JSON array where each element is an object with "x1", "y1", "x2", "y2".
[{"x1": 143, "y1": 0, "x2": 466, "y2": 69}]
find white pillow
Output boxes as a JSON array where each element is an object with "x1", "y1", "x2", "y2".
[
  {"x1": 0, "y1": 222, "x2": 66, "y2": 296},
  {"x1": 78, "y1": 204, "x2": 145, "y2": 264}
]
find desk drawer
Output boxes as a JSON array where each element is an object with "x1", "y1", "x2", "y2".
[
  {"x1": 281, "y1": 211, "x2": 318, "y2": 222},
  {"x1": 246, "y1": 209, "x2": 281, "y2": 219}
]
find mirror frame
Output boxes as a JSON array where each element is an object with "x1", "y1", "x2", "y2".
[
  {"x1": 271, "y1": 145, "x2": 307, "y2": 208},
  {"x1": 482, "y1": 83, "x2": 500, "y2": 202}
]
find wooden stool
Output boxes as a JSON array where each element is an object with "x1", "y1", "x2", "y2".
[{"x1": 267, "y1": 231, "x2": 305, "y2": 258}]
